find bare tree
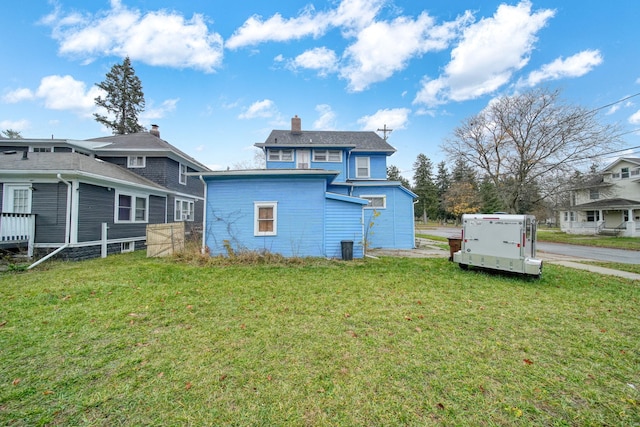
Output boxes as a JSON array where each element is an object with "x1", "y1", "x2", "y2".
[{"x1": 442, "y1": 88, "x2": 621, "y2": 213}]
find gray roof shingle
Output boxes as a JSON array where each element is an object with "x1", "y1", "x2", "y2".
[{"x1": 256, "y1": 130, "x2": 396, "y2": 153}]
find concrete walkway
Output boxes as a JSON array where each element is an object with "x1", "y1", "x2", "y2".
[{"x1": 368, "y1": 238, "x2": 640, "y2": 281}]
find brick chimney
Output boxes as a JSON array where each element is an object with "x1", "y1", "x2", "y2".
[
  {"x1": 150, "y1": 124, "x2": 160, "y2": 138},
  {"x1": 291, "y1": 115, "x2": 302, "y2": 134}
]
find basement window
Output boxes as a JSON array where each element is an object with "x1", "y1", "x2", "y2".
[{"x1": 121, "y1": 242, "x2": 135, "y2": 253}]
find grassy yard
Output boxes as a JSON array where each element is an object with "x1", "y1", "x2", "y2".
[
  {"x1": 537, "y1": 230, "x2": 640, "y2": 251},
  {"x1": 1, "y1": 252, "x2": 639, "y2": 426}
]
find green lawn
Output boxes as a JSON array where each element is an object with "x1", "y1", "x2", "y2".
[
  {"x1": 1, "y1": 252, "x2": 639, "y2": 426},
  {"x1": 537, "y1": 230, "x2": 640, "y2": 251}
]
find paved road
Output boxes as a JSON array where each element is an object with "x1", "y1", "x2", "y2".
[{"x1": 419, "y1": 227, "x2": 640, "y2": 265}]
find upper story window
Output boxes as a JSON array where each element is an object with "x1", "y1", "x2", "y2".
[
  {"x1": 355, "y1": 157, "x2": 370, "y2": 178},
  {"x1": 267, "y1": 149, "x2": 293, "y2": 161},
  {"x1": 2, "y1": 184, "x2": 32, "y2": 213},
  {"x1": 254, "y1": 202, "x2": 277, "y2": 236},
  {"x1": 179, "y1": 163, "x2": 188, "y2": 185},
  {"x1": 32, "y1": 147, "x2": 52, "y2": 153},
  {"x1": 631, "y1": 167, "x2": 640, "y2": 177},
  {"x1": 313, "y1": 150, "x2": 342, "y2": 162},
  {"x1": 621, "y1": 167, "x2": 630, "y2": 179},
  {"x1": 116, "y1": 192, "x2": 148, "y2": 223},
  {"x1": 128, "y1": 156, "x2": 146, "y2": 168},
  {"x1": 361, "y1": 195, "x2": 386, "y2": 209},
  {"x1": 589, "y1": 189, "x2": 599, "y2": 200}
]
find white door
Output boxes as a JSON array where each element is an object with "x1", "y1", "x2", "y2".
[{"x1": 297, "y1": 150, "x2": 310, "y2": 169}]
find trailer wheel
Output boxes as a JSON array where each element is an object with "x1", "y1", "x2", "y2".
[{"x1": 459, "y1": 263, "x2": 469, "y2": 270}]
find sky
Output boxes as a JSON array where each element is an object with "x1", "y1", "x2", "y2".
[{"x1": 1, "y1": 0, "x2": 640, "y2": 180}]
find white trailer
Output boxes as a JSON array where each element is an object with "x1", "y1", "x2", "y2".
[{"x1": 452, "y1": 214, "x2": 543, "y2": 277}]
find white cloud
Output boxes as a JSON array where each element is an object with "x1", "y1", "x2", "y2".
[
  {"x1": 628, "y1": 109, "x2": 640, "y2": 125},
  {"x1": 0, "y1": 119, "x2": 30, "y2": 131},
  {"x1": 141, "y1": 98, "x2": 179, "y2": 121},
  {"x1": 36, "y1": 75, "x2": 104, "y2": 113},
  {"x1": 226, "y1": 0, "x2": 384, "y2": 49},
  {"x1": 522, "y1": 50, "x2": 603, "y2": 87},
  {"x1": 357, "y1": 108, "x2": 410, "y2": 132},
  {"x1": 2, "y1": 88, "x2": 35, "y2": 103},
  {"x1": 313, "y1": 104, "x2": 337, "y2": 129},
  {"x1": 342, "y1": 11, "x2": 472, "y2": 92},
  {"x1": 239, "y1": 99, "x2": 278, "y2": 119},
  {"x1": 43, "y1": 2, "x2": 223, "y2": 72},
  {"x1": 290, "y1": 47, "x2": 338, "y2": 76},
  {"x1": 414, "y1": 1, "x2": 555, "y2": 107}
]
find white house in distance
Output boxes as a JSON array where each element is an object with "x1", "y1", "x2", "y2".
[{"x1": 560, "y1": 157, "x2": 640, "y2": 236}]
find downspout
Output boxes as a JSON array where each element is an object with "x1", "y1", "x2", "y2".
[
  {"x1": 28, "y1": 174, "x2": 72, "y2": 269},
  {"x1": 413, "y1": 199, "x2": 419, "y2": 248},
  {"x1": 199, "y1": 175, "x2": 208, "y2": 255}
]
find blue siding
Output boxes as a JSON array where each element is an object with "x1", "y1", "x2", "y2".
[
  {"x1": 325, "y1": 198, "x2": 364, "y2": 259},
  {"x1": 204, "y1": 177, "x2": 327, "y2": 257},
  {"x1": 349, "y1": 154, "x2": 388, "y2": 180},
  {"x1": 351, "y1": 186, "x2": 415, "y2": 249}
]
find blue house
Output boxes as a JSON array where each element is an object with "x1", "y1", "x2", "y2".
[{"x1": 198, "y1": 116, "x2": 417, "y2": 258}]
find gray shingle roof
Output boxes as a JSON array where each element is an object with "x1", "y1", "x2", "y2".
[
  {"x1": 257, "y1": 130, "x2": 396, "y2": 153},
  {"x1": 88, "y1": 132, "x2": 210, "y2": 171},
  {"x1": 575, "y1": 198, "x2": 640, "y2": 209},
  {"x1": 0, "y1": 151, "x2": 169, "y2": 192}
]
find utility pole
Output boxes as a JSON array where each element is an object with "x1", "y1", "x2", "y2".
[{"x1": 377, "y1": 124, "x2": 393, "y2": 141}]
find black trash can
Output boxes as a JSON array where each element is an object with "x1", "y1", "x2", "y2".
[{"x1": 341, "y1": 240, "x2": 354, "y2": 261}]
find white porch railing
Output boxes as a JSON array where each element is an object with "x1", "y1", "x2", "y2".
[{"x1": 0, "y1": 213, "x2": 35, "y2": 257}]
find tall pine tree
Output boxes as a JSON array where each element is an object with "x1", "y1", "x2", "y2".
[
  {"x1": 412, "y1": 154, "x2": 438, "y2": 222},
  {"x1": 94, "y1": 57, "x2": 146, "y2": 135}
]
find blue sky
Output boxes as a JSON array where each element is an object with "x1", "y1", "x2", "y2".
[{"x1": 1, "y1": 0, "x2": 639, "y2": 179}]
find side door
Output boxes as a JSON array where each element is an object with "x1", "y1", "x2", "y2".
[{"x1": 296, "y1": 150, "x2": 310, "y2": 169}]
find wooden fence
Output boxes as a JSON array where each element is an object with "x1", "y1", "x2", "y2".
[{"x1": 146, "y1": 222, "x2": 185, "y2": 257}]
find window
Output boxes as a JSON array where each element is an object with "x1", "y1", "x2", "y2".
[
  {"x1": 254, "y1": 202, "x2": 277, "y2": 236},
  {"x1": 127, "y1": 156, "x2": 146, "y2": 168},
  {"x1": 116, "y1": 193, "x2": 148, "y2": 223},
  {"x1": 33, "y1": 147, "x2": 52, "y2": 153},
  {"x1": 361, "y1": 195, "x2": 386, "y2": 209},
  {"x1": 356, "y1": 157, "x2": 370, "y2": 178},
  {"x1": 267, "y1": 149, "x2": 293, "y2": 161},
  {"x1": 2, "y1": 184, "x2": 32, "y2": 213},
  {"x1": 586, "y1": 210, "x2": 600, "y2": 222},
  {"x1": 621, "y1": 167, "x2": 630, "y2": 179},
  {"x1": 313, "y1": 150, "x2": 342, "y2": 162},
  {"x1": 631, "y1": 168, "x2": 640, "y2": 177},
  {"x1": 589, "y1": 189, "x2": 599, "y2": 200},
  {"x1": 179, "y1": 163, "x2": 188, "y2": 185},
  {"x1": 121, "y1": 242, "x2": 135, "y2": 253},
  {"x1": 175, "y1": 199, "x2": 194, "y2": 221}
]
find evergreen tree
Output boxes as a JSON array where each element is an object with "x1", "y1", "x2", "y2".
[
  {"x1": 387, "y1": 165, "x2": 411, "y2": 189},
  {"x1": 434, "y1": 161, "x2": 451, "y2": 221},
  {"x1": 1, "y1": 129, "x2": 22, "y2": 138},
  {"x1": 412, "y1": 154, "x2": 438, "y2": 222},
  {"x1": 479, "y1": 176, "x2": 503, "y2": 213},
  {"x1": 94, "y1": 57, "x2": 146, "y2": 135}
]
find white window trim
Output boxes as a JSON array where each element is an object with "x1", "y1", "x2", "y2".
[
  {"x1": 2, "y1": 184, "x2": 32, "y2": 213},
  {"x1": 179, "y1": 163, "x2": 188, "y2": 185},
  {"x1": 115, "y1": 191, "x2": 149, "y2": 224},
  {"x1": 313, "y1": 149, "x2": 342, "y2": 162},
  {"x1": 175, "y1": 198, "x2": 195, "y2": 222},
  {"x1": 267, "y1": 149, "x2": 293, "y2": 162},
  {"x1": 355, "y1": 156, "x2": 370, "y2": 178},
  {"x1": 127, "y1": 156, "x2": 146, "y2": 168},
  {"x1": 254, "y1": 202, "x2": 277, "y2": 236},
  {"x1": 361, "y1": 194, "x2": 386, "y2": 209},
  {"x1": 121, "y1": 241, "x2": 135, "y2": 253}
]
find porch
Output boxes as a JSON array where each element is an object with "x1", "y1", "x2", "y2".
[{"x1": 0, "y1": 213, "x2": 35, "y2": 257}]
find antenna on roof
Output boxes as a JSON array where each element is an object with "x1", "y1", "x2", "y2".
[{"x1": 377, "y1": 124, "x2": 393, "y2": 141}]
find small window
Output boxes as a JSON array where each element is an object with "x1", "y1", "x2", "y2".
[
  {"x1": 128, "y1": 156, "x2": 146, "y2": 168},
  {"x1": 254, "y1": 202, "x2": 277, "y2": 236},
  {"x1": 313, "y1": 150, "x2": 342, "y2": 162},
  {"x1": 621, "y1": 167, "x2": 630, "y2": 179},
  {"x1": 589, "y1": 189, "x2": 599, "y2": 200},
  {"x1": 179, "y1": 163, "x2": 188, "y2": 185},
  {"x1": 116, "y1": 193, "x2": 148, "y2": 223},
  {"x1": 356, "y1": 157, "x2": 370, "y2": 178},
  {"x1": 361, "y1": 195, "x2": 386, "y2": 209},
  {"x1": 175, "y1": 199, "x2": 194, "y2": 221},
  {"x1": 612, "y1": 172, "x2": 620, "y2": 179},
  {"x1": 267, "y1": 149, "x2": 293, "y2": 162},
  {"x1": 33, "y1": 147, "x2": 52, "y2": 153},
  {"x1": 586, "y1": 210, "x2": 600, "y2": 222},
  {"x1": 121, "y1": 241, "x2": 135, "y2": 253},
  {"x1": 631, "y1": 168, "x2": 640, "y2": 176}
]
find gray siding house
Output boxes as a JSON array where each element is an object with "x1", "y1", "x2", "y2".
[{"x1": 0, "y1": 126, "x2": 209, "y2": 261}]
